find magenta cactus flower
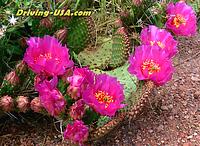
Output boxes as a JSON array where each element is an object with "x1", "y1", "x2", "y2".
[
  {"x1": 67, "y1": 68, "x2": 95, "y2": 100},
  {"x1": 0, "y1": 95, "x2": 14, "y2": 112},
  {"x1": 23, "y1": 35, "x2": 74, "y2": 76},
  {"x1": 30, "y1": 97, "x2": 42, "y2": 113},
  {"x1": 69, "y1": 99, "x2": 85, "y2": 120},
  {"x1": 128, "y1": 45, "x2": 174, "y2": 86},
  {"x1": 82, "y1": 74, "x2": 125, "y2": 117},
  {"x1": 16, "y1": 96, "x2": 29, "y2": 113},
  {"x1": 166, "y1": 1, "x2": 197, "y2": 36},
  {"x1": 64, "y1": 120, "x2": 89, "y2": 145},
  {"x1": 35, "y1": 77, "x2": 66, "y2": 117},
  {"x1": 140, "y1": 25, "x2": 178, "y2": 58}
]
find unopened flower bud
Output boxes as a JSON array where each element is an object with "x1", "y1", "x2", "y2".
[
  {"x1": 114, "y1": 18, "x2": 123, "y2": 28},
  {"x1": 16, "y1": 61, "x2": 27, "y2": 74},
  {"x1": 40, "y1": 17, "x2": 52, "y2": 29},
  {"x1": 132, "y1": 0, "x2": 143, "y2": 6},
  {"x1": 69, "y1": 99, "x2": 85, "y2": 120},
  {"x1": 30, "y1": 97, "x2": 42, "y2": 113},
  {"x1": 20, "y1": 37, "x2": 28, "y2": 49},
  {"x1": 0, "y1": 95, "x2": 14, "y2": 112},
  {"x1": 4, "y1": 71, "x2": 20, "y2": 86},
  {"x1": 119, "y1": 10, "x2": 129, "y2": 18},
  {"x1": 16, "y1": 96, "x2": 29, "y2": 112},
  {"x1": 54, "y1": 28, "x2": 67, "y2": 42},
  {"x1": 61, "y1": 68, "x2": 73, "y2": 83}
]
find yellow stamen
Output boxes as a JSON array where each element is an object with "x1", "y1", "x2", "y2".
[
  {"x1": 141, "y1": 59, "x2": 161, "y2": 76},
  {"x1": 172, "y1": 14, "x2": 186, "y2": 28},
  {"x1": 95, "y1": 91, "x2": 114, "y2": 108}
]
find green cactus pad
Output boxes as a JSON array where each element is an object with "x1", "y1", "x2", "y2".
[
  {"x1": 109, "y1": 28, "x2": 131, "y2": 68},
  {"x1": 66, "y1": 17, "x2": 95, "y2": 54},
  {"x1": 78, "y1": 38, "x2": 112, "y2": 70}
]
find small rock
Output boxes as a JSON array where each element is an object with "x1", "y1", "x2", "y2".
[
  {"x1": 187, "y1": 135, "x2": 193, "y2": 139},
  {"x1": 191, "y1": 76, "x2": 200, "y2": 81},
  {"x1": 193, "y1": 132, "x2": 198, "y2": 136},
  {"x1": 161, "y1": 105, "x2": 168, "y2": 111},
  {"x1": 148, "y1": 129, "x2": 153, "y2": 133},
  {"x1": 183, "y1": 142, "x2": 192, "y2": 146},
  {"x1": 157, "y1": 125, "x2": 164, "y2": 132}
]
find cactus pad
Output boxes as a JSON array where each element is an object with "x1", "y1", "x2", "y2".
[
  {"x1": 66, "y1": 17, "x2": 95, "y2": 54},
  {"x1": 78, "y1": 38, "x2": 112, "y2": 69},
  {"x1": 109, "y1": 28, "x2": 131, "y2": 68}
]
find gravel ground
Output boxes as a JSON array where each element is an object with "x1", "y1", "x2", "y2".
[{"x1": 0, "y1": 34, "x2": 200, "y2": 146}]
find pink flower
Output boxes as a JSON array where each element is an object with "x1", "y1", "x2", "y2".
[
  {"x1": 3, "y1": 71, "x2": 19, "y2": 86},
  {"x1": 30, "y1": 97, "x2": 42, "y2": 113},
  {"x1": 23, "y1": 35, "x2": 74, "y2": 76},
  {"x1": 0, "y1": 95, "x2": 14, "y2": 112},
  {"x1": 16, "y1": 96, "x2": 29, "y2": 113},
  {"x1": 82, "y1": 74, "x2": 125, "y2": 117},
  {"x1": 132, "y1": 0, "x2": 143, "y2": 6},
  {"x1": 35, "y1": 77, "x2": 66, "y2": 117},
  {"x1": 67, "y1": 68, "x2": 95, "y2": 100},
  {"x1": 64, "y1": 120, "x2": 89, "y2": 145},
  {"x1": 166, "y1": 1, "x2": 197, "y2": 36},
  {"x1": 140, "y1": 25, "x2": 178, "y2": 58},
  {"x1": 128, "y1": 45, "x2": 174, "y2": 86},
  {"x1": 69, "y1": 99, "x2": 85, "y2": 120}
]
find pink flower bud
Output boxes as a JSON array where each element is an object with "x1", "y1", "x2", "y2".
[
  {"x1": 40, "y1": 17, "x2": 52, "y2": 28},
  {"x1": 114, "y1": 18, "x2": 123, "y2": 28},
  {"x1": 16, "y1": 96, "x2": 29, "y2": 112},
  {"x1": 30, "y1": 97, "x2": 42, "y2": 113},
  {"x1": 61, "y1": 68, "x2": 73, "y2": 84},
  {"x1": 132, "y1": 0, "x2": 143, "y2": 6},
  {"x1": 69, "y1": 99, "x2": 85, "y2": 120},
  {"x1": 119, "y1": 11, "x2": 129, "y2": 18},
  {"x1": 0, "y1": 95, "x2": 14, "y2": 112},
  {"x1": 54, "y1": 28, "x2": 67, "y2": 42},
  {"x1": 16, "y1": 61, "x2": 27, "y2": 74},
  {"x1": 4, "y1": 71, "x2": 20, "y2": 86},
  {"x1": 19, "y1": 37, "x2": 28, "y2": 49}
]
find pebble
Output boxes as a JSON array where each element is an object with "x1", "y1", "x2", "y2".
[
  {"x1": 187, "y1": 135, "x2": 193, "y2": 139},
  {"x1": 191, "y1": 76, "x2": 200, "y2": 81},
  {"x1": 161, "y1": 106, "x2": 168, "y2": 111}
]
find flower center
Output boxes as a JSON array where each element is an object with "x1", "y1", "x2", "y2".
[
  {"x1": 141, "y1": 59, "x2": 161, "y2": 76},
  {"x1": 150, "y1": 41, "x2": 165, "y2": 49},
  {"x1": 172, "y1": 14, "x2": 186, "y2": 28},
  {"x1": 95, "y1": 91, "x2": 114, "y2": 108}
]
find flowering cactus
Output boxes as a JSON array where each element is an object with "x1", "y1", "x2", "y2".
[
  {"x1": 23, "y1": 35, "x2": 74, "y2": 76},
  {"x1": 128, "y1": 45, "x2": 174, "y2": 86},
  {"x1": 140, "y1": 25, "x2": 178, "y2": 58},
  {"x1": 64, "y1": 120, "x2": 89, "y2": 145},
  {"x1": 82, "y1": 74, "x2": 125, "y2": 117},
  {"x1": 166, "y1": 1, "x2": 197, "y2": 36}
]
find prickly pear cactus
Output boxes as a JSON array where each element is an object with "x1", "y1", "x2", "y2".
[
  {"x1": 109, "y1": 28, "x2": 131, "y2": 68},
  {"x1": 66, "y1": 17, "x2": 95, "y2": 54},
  {"x1": 78, "y1": 38, "x2": 112, "y2": 69}
]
